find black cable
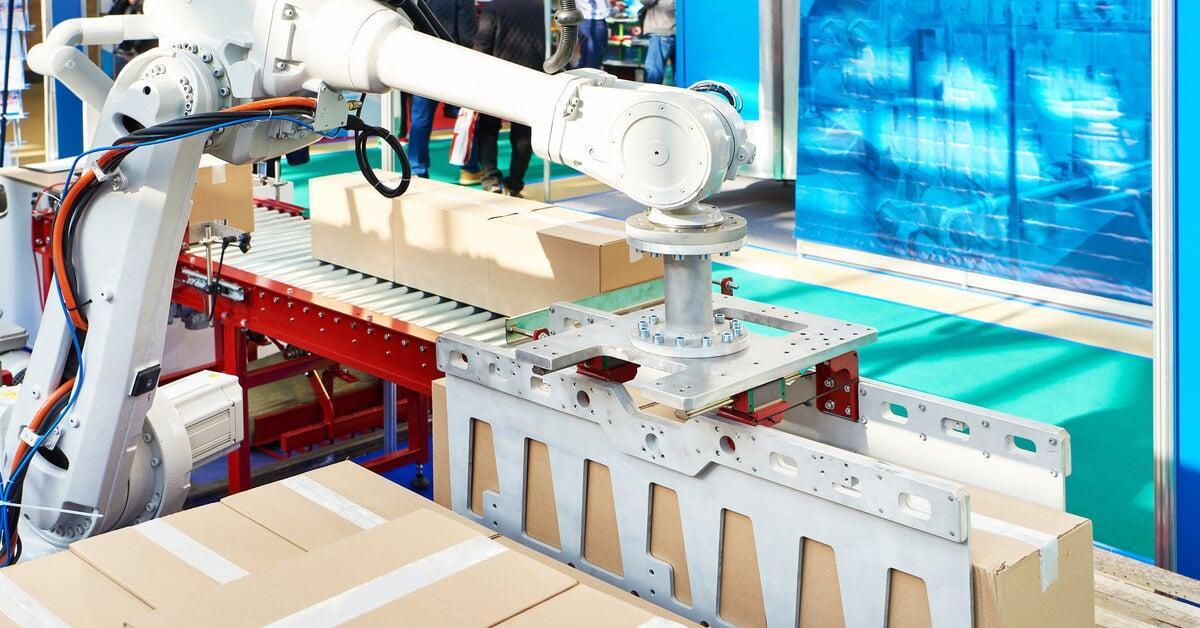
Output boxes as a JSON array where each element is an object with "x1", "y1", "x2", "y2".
[
  {"x1": 207, "y1": 240, "x2": 231, "y2": 323},
  {"x1": 391, "y1": 0, "x2": 441, "y2": 40},
  {"x1": 0, "y1": 0, "x2": 17, "y2": 166},
  {"x1": 346, "y1": 115, "x2": 411, "y2": 199},
  {"x1": 544, "y1": 0, "x2": 581, "y2": 74}
]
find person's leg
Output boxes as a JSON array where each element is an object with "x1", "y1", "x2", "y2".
[
  {"x1": 407, "y1": 95, "x2": 437, "y2": 177},
  {"x1": 475, "y1": 114, "x2": 503, "y2": 192},
  {"x1": 663, "y1": 35, "x2": 676, "y2": 85},
  {"x1": 644, "y1": 35, "x2": 666, "y2": 84},
  {"x1": 580, "y1": 19, "x2": 608, "y2": 69},
  {"x1": 503, "y1": 123, "x2": 534, "y2": 195}
]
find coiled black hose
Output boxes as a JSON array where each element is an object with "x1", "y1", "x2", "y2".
[
  {"x1": 346, "y1": 115, "x2": 412, "y2": 199},
  {"x1": 544, "y1": 0, "x2": 581, "y2": 74}
]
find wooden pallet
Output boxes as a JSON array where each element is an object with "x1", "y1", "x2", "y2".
[{"x1": 1095, "y1": 549, "x2": 1200, "y2": 627}]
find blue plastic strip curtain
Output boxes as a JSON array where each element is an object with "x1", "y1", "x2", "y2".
[
  {"x1": 794, "y1": 0, "x2": 1152, "y2": 304},
  {"x1": 1176, "y1": 0, "x2": 1198, "y2": 578}
]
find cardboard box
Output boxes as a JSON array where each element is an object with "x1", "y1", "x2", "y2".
[
  {"x1": 496, "y1": 537, "x2": 696, "y2": 626},
  {"x1": 222, "y1": 459, "x2": 492, "y2": 550},
  {"x1": 500, "y1": 585, "x2": 687, "y2": 627},
  {"x1": 133, "y1": 509, "x2": 578, "y2": 627},
  {"x1": 310, "y1": 172, "x2": 662, "y2": 315},
  {"x1": 310, "y1": 171, "x2": 453, "y2": 281},
  {"x1": 432, "y1": 385, "x2": 1094, "y2": 627},
  {"x1": 484, "y1": 206, "x2": 662, "y2": 315},
  {"x1": 69, "y1": 503, "x2": 303, "y2": 609},
  {"x1": 0, "y1": 550, "x2": 151, "y2": 627},
  {"x1": 189, "y1": 155, "x2": 254, "y2": 235}
]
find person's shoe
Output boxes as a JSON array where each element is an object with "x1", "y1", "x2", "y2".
[
  {"x1": 501, "y1": 185, "x2": 524, "y2": 198},
  {"x1": 459, "y1": 170, "x2": 483, "y2": 185},
  {"x1": 484, "y1": 183, "x2": 504, "y2": 194}
]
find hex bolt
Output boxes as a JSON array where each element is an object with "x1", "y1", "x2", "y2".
[
  {"x1": 638, "y1": 320, "x2": 649, "y2": 331},
  {"x1": 639, "y1": 327, "x2": 650, "y2": 338},
  {"x1": 675, "y1": 336, "x2": 686, "y2": 347},
  {"x1": 701, "y1": 336, "x2": 712, "y2": 347},
  {"x1": 282, "y1": 5, "x2": 297, "y2": 18},
  {"x1": 722, "y1": 332, "x2": 733, "y2": 343},
  {"x1": 219, "y1": 87, "x2": 231, "y2": 97},
  {"x1": 213, "y1": 68, "x2": 225, "y2": 78},
  {"x1": 714, "y1": 313, "x2": 726, "y2": 325},
  {"x1": 648, "y1": 313, "x2": 658, "y2": 325},
  {"x1": 653, "y1": 332, "x2": 665, "y2": 345},
  {"x1": 823, "y1": 378, "x2": 835, "y2": 389},
  {"x1": 201, "y1": 52, "x2": 214, "y2": 63},
  {"x1": 150, "y1": 457, "x2": 160, "y2": 468},
  {"x1": 824, "y1": 400, "x2": 836, "y2": 411},
  {"x1": 733, "y1": 326, "x2": 744, "y2": 337}
]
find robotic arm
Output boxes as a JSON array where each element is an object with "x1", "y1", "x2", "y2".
[{"x1": 6, "y1": 0, "x2": 754, "y2": 556}]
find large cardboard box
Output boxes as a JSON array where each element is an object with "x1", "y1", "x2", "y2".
[
  {"x1": 500, "y1": 585, "x2": 687, "y2": 627},
  {"x1": 484, "y1": 206, "x2": 662, "y2": 315},
  {"x1": 432, "y1": 379, "x2": 1094, "y2": 627},
  {"x1": 495, "y1": 537, "x2": 696, "y2": 626},
  {"x1": 189, "y1": 155, "x2": 254, "y2": 235},
  {"x1": 221, "y1": 459, "x2": 492, "y2": 550},
  {"x1": 0, "y1": 550, "x2": 151, "y2": 627},
  {"x1": 310, "y1": 172, "x2": 662, "y2": 315},
  {"x1": 309, "y1": 171, "x2": 454, "y2": 281},
  {"x1": 132, "y1": 509, "x2": 578, "y2": 627},
  {"x1": 68, "y1": 502, "x2": 303, "y2": 609}
]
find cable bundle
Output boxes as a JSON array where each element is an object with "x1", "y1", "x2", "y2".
[{"x1": 1, "y1": 97, "x2": 325, "y2": 565}]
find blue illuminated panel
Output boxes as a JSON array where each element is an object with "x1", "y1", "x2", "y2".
[{"x1": 795, "y1": 0, "x2": 1151, "y2": 303}]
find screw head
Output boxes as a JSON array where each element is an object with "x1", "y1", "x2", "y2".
[
  {"x1": 982, "y1": 450, "x2": 991, "y2": 458},
  {"x1": 823, "y1": 378, "x2": 835, "y2": 389},
  {"x1": 675, "y1": 336, "x2": 686, "y2": 347},
  {"x1": 722, "y1": 332, "x2": 733, "y2": 343},
  {"x1": 919, "y1": 433, "x2": 927, "y2": 441},
  {"x1": 823, "y1": 400, "x2": 836, "y2": 411},
  {"x1": 275, "y1": 60, "x2": 288, "y2": 71},
  {"x1": 701, "y1": 336, "x2": 712, "y2": 348},
  {"x1": 918, "y1": 403, "x2": 927, "y2": 412},
  {"x1": 1050, "y1": 469, "x2": 1059, "y2": 477},
  {"x1": 714, "y1": 313, "x2": 726, "y2": 325},
  {"x1": 1049, "y1": 437, "x2": 1058, "y2": 446},
  {"x1": 653, "y1": 333, "x2": 665, "y2": 345}
]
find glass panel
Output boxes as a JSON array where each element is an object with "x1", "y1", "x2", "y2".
[{"x1": 795, "y1": 0, "x2": 1152, "y2": 304}]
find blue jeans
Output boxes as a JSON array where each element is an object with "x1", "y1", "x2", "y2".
[
  {"x1": 644, "y1": 35, "x2": 675, "y2": 84},
  {"x1": 409, "y1": 95, "x2": 479, "y2": 177},
  {"x1": 578, "y1": 18, "x2": 609, "y2": 69}
]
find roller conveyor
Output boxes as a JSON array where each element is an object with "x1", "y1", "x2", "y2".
[{"x1": 185, "y1": 207, "x2": 507, "y2": 345}]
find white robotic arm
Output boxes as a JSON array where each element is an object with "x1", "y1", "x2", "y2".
[{"x1": 8, "y1": 0, "x2": 754, "y2": 556}]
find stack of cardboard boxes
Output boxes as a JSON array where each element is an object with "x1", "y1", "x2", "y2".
[
  {"x1": 0, "y1": 462, "x2": 693, "y2": 627},
  {"x1": 310, "y1": 173, "x2": 663, "y2": 316}
]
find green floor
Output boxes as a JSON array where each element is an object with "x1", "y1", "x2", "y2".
[{"x1": 284, "y1": 144, "x2": 1155, "y2": 558}]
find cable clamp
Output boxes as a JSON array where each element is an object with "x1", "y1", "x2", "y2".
[
  {"x1": 18, "y1": 425, "x2": 60, "y2": 450},
  {"x1": 89, "y1": 163, "x2": 118, "y2": 184}
]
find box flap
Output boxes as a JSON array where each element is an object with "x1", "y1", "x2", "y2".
[
  {"x1": 221, "y1": 461, "x2": 492, "y2": 550},
  {"x1": 138, "y1": 509, "x2": 574, "y2": 627},
  {"x1": 0, "y1": 551, "x2": 151, "y2": 627},
  {"x1": 70, "y1": 503, "x2": 302, "y2": 608}
]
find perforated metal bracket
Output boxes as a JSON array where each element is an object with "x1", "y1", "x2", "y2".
[{"x1": 514, "y1": 295, "x2": 876, "y2": 412}]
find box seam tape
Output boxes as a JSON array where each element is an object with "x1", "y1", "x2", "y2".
[
  {"x1": 280, "y1": 475, "x2": 387, "y2": 529},
  {"x1": 0, "y1": 573, "x2": 70, "y2": 628},
  {"x1": 264, "y1": 535, "x2": 507, "y2": 627},
  {"x1": 133, "y1": 518, "x2": 250, "y2": 585},
  {"x1": 971, "y1": 512, "x2": 1060, "y2": 591}
]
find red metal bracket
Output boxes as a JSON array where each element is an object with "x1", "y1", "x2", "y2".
[
  {"x1": 815, "y1": 350, "x2": 860, "y2": 421},
  {"x1": 576, "y1": 356, "x2": 639, "y2": 384},
  {"x1": 716, "y1": 276, "x2": 738, "y2": 296},
  {"x1": 718, "y1": 378, "x2": 789, "y2": 427},
  {"x1": 1, "y1": 370, "x2": 12, "y2": 387},
  {"x1": 531, "y1": 328, "x2": 550, "y2": 340}
]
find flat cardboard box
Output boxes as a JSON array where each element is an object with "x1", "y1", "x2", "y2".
[
  {"x1": 310, "y1": 171, "x2": 453, "y2": 281},
  {"x1": 0, "y1": 550, "x2": 151, "y2": 627},
  {"x1": 69, "y1": 503, "x2": 303, "y2": 609},
  {"x1": 222, "y1": 459, "x2": 492, "y2": 550},
  {"x1": 133, "y1": 509, "x2": 577, "y2": 627},
  {"x1": 189, "y1": 155, "x2": 254, "y2": 236},
  {"x1": 432, "y1": 385, "x2": 1094, "y2": 627}
]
